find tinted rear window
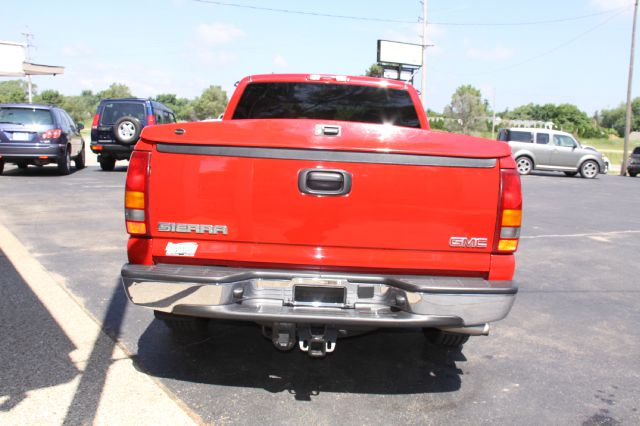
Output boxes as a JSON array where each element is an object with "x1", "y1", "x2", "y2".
[
  {"x1": 633, "y1": 147, "x2": 640, "y2": 155},
  {"x1": 0, "y1": 107, "x2": 53, "y2": 125},
  {"x1": 100, "y1": 102, "x2": 146, "y2": 125},
  {"x1": 232, "y1": 82, "x2": 421, "y2": 128},
  {"x1": 508, "y1": 131, "x2": 533, "y2": 143}
]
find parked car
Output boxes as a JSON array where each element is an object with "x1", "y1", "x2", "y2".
[
  {"x1": 0, "y1": 103, "x2": 85, "y2": 175},
  {"x1": 121, "y1": 74, "x2": 522, "y2": 357},
  {"x1": 627, "y1": 146, "x2": 640, "y2": 177},
  {"x1": 90, "y1": 98, "x2": 176, "y2": 171},
  {"x1": 497, "y1": 127, "x2": 606, "y2": 178},
  {"x1": 582, "y1": 145, "x2": 610, "y2": 174}
]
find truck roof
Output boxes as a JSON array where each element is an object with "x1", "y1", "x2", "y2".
[{"x1": 244, "y1": 73, "x2": 411, "y2": 90}]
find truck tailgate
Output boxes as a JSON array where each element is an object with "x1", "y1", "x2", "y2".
[{"x1": 144, "y1": 120, "x2": 505, "y2": 273}]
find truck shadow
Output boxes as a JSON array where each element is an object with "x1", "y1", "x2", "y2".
[
  {"x1": 0, "y1": 248, "x2": 79, "y2": 411},
  {"x1": 135, "y1": 320, "x2": 465, "y2": 401}
]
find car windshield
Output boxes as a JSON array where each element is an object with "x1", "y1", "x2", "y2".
[
  {"x1": 233, "y1": 82, "x2": 421, "y2": 128},
  {"x1": 0, "y1": 107, "x2": 53, "y2": 125},
  {"x1": 100, "y1": 102, "x2": 146, "y2": 125}
]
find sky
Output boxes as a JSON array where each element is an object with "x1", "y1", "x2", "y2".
[{"x1": 0, "y1": 0, "x2": 638, "y2": 115}]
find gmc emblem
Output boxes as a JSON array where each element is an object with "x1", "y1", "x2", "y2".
[{"x1": 449, "y1": 236, "x2": 488, "y2": 249}]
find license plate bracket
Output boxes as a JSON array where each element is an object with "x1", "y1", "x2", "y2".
[
  {"x1": 293, "y1": 285, "x2": 346, "y2": 307},
  {"x1": 12, "y1": 132, "x2": 30, "y2": 141}
]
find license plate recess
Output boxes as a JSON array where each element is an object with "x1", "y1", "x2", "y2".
[{"x1": 293, "y1": 285, "x2": 346, "y2": 307}]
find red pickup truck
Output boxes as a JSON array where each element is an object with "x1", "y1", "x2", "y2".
[{"x1": 121, "y1": 74, "x2": 522, "y2": 357}]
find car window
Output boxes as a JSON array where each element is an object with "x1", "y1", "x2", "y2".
[
  {"x1": 233, "y1": 82, "x2": 421, "y2": 128},
  {"x1": 154, "y1": 108, "x2": 164, "y2": 124},
  {"x1": 0, "y1": 107, "x2": 54, "y2": 125},
  {"x1": 632, "y1": 147, "x2": 640, "y2": 155},
  {"x1": 162, "y1": 110, "x2": 175, "y2": 123},
  {"x1": 553, "y1": 135, "x2": 576, "y2": 148},
  {"x1": 508, "y1": 131, "x2": 533, "y2": 143},
  {"x1": 57, "y1": 110, "x2": 71, "y2": 131},
  {"x1": 100, "y1": 102, "x2": 146, "y2": 125},
  {"x1": 536, "y1": 133, "x2": 549, "y2": 144},
  {"x1": 63, "y1": 111, "x2": 77, "y2": 131}
]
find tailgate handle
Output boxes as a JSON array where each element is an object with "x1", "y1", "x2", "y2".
[{"x1": 298, "y1": 169, "x2": 352, "y2": 196}]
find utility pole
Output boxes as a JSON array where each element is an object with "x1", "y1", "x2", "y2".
[
  {"x1": 491, "y1": 88, "x2": 497, "y2": 139},
  {"x1": 21, "y1": 29, "x2": 35, "y2": 104},
  {"x1": 621, "y1": 0, "x2": 638, "y2": 176},
  {"x1": 420, "y1": 0, "x2": 428, "y2": 108}
]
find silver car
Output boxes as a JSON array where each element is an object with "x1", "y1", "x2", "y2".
[{"x1": 497, "y1": 128, "x2": 606, "y2": 179}]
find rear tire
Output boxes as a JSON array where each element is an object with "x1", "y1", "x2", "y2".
[
  {"x1": 564, "y1": 171, "x2": 578, "y2": 177},
  {"x1": 516, "y1": 156, "x2": 533, "y2": 175},
  {"x1": 579, "y1": 160, "x2": 599, "y2": 179},
  {"x1": 99, "y1": 156, "x2": 116, "y2": 171},
  {"x1": 423, "y1": 328, "x2": 470, "y2": 348},
  {"x1": 75, "y1": 145, "x2": 86, "y2": 169},
  {"x1": 154, "y1": 310, "x2": 209, "y2": 334},
  {"x1": 17, "y1": 161, "x2": 28, "y2": 169},
  {"x1": 58, "y1": 148, "x2": 72, "y2": 175},
  {"x1": 629, "y1": 171, "x2": 638, "y2": 177},
  {"x1": 113, "y1": 116, "x2": 142, "y2": 144}
]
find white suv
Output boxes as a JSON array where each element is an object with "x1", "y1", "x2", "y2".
[{"x1": 497, "y1": 128, "x2": 606, "y2": 179}]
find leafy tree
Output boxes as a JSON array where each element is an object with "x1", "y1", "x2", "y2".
[
  {"x1": 364, "y1": 64, "x2": 383, "y2": 77},
  {"x1": 505, "y1": 102, "x2": 606, "y2": 138},
  {"x1": 193, "y1": 85, "x2": 227, "y2": 120},
  {"x1": 35, "y1": 89, "x2": 64, "y2": 106},
  {"x1": 0, "y1": 80, "x2": 30, "y2": 103},
  {"x1": 600, "y1": 98, "x2": 640, "y2": 136},
  {"x1": 155, "y1": 93, "x2": 195, "y2": 121},
  {"x1": 97, "y1": 83, "x2": 132, "y2": 99},
  {"x1": 443, "y1": 85, "x2": 488, "y2": 134}
]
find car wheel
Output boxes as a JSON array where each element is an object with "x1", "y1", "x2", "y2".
[
  {"x1": 564, "y1": 171, "x2": 578, "y2": 177},
  {"x1": 516, "y1": 156, "x2": 533, "y2": 175},
  {"x1": 153, "y1": 310, "x2": 209, "y2": 334},
  {"x1": 0, "y1": 159, "x2": 4, "y2": 175},
  {"x1": 423, "y1": 328, "x2": 470, "y2": 348},
  {"x1": 604, "y1": 162, "x2": 609, "y2": 174},
  {"x1": 579, "y1": 160, "x2": 599, "y2": 179},
  {"x1": 630, "y1": 171, "x2": 638, "y2": 177},
  {"x1": 57, "y1": 148, "x2": 72, "y2": 175},
  {"x1": 99, "y1": 156, "x2": 116, "y2": 171},
  {"x1": 17, "y1": 161, "x2": 28, "y2": 169},
  {"x1": 113, "y1": 116, "x2": 142, "y2": 144},
  {"x1": 75, "y1": 144, "x2": 86, "y2": 169}
]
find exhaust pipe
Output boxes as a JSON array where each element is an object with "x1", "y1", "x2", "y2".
[{"x1": 439, "y1": 323, "x2": 490, "y2": 336}]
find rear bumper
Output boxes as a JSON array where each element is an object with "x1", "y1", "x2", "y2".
[
  {"x1": 90, "y1": 142, "x2": 132, "y2": 157},
  {"x1": 0, "y1": 142, "x2": 64, "y2": 160},
  {"x1": 121, "y1": 263, "x2": 518, "y2": 327}
]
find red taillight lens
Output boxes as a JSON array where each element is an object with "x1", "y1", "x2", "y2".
[
  {"x1": 494, "y1": 163, "x2": 522, "y2": 253},
  {"x1": 40, "y1": 128, "x2": 62, "y2": 140},
  {"x1": 147, "y1": 114, "x2": 156, "y2": 126},
  {"x1": 92, "y1": 114, "x2": 100, "y2": 129},
  {"x1": 125, "y1": 151, "x2": 151, "y2": 236}
]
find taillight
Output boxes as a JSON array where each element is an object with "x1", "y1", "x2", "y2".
[
  {"x1": 40, "y1": 128, "x2": 62, "y2": 140},
  {"x1": 493, "y1": 159, "x2": 522, "y2": 253},
  {"x1": 92, "y1": 114, "x2": 100, "y2": 129},
  {"x1": 125, "y1": 151, "x2": 151, "y2": 236},
  {"x1": 147, "y1": 114, "x2": 156, "y2": 126}
]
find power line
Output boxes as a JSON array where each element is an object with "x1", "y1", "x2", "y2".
[
  {"x1": 192, "y1": 0, "x2": 631, "y2": 27},
  {"x1": 191, "y1": 0, "x2": 417, "y2": 24},
  {"x1": 450, "y1": 8, "x2": 628, "y2": 77}
]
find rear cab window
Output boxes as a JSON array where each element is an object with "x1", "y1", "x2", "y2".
[
  {"x1": 0, "y1": 107, "x2": 53, "y2": 125},
  {"x1": 100, "y1": 102, "x2": 146, "y2": 125},
  {"x1": 232, "y1": 82, "x2": 421, "y2": 128}
]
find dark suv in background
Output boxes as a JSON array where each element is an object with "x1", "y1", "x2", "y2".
[
  {"x1": 627, "y1": 146, "x2": 640, "y2": 177},
  {"x1": 90, "y1": 98, "x2": 175, "y2": 171},
  {"x1": 0, "y1": 103, "x2": 85, "y2": 175}
]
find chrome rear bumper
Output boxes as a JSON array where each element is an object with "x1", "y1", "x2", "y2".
[{"x1": 121, "y1": 263, "x2": 517, "y2": 328}]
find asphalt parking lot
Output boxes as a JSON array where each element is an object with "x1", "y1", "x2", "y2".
[{"x1": 0, "y1": 160, "x2": 639, "y2": 425}]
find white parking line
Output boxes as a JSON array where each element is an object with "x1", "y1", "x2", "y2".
[
  {"x1": 521, "y1": 230, "x2": 640, "y2": 239},
  {"x1": 0, "y1": 222, "x2": 200, "y2": 426}
]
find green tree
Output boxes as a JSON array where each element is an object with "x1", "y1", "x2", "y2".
[
  {"x1": 364, "y1": 64, "x2": 383, "y2": 77},
  {"x1": 35, "y1": 89, "x2": 64, "y2": 106},
  {"x1": 0, "y1": 80, "x2": 30, "y2": 103},
  {"x1": 443, "y1": 85, "x2": 488, "y2": 134},
  {"x1": 155, "y1": 93, "x2": 195, "y2": 121},
  {"x1": 600, "y1": 98, "x2": 640, "y2": 136},
  {"x1": 97, "y1": 83, "x2": 133, "y2": 99},
  {"x1": 192, "y1": 85, "x2": 227, "y2": 120}
]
